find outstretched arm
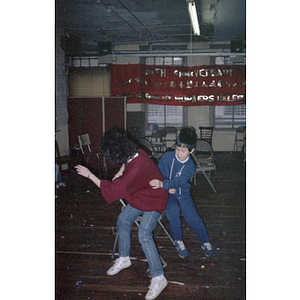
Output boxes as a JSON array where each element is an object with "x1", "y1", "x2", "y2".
[
  {"x1": 150, "y1": 179, "x2": 176, "y2": 194},
  {"x1": 75, "y1": 165, "x2": 101, "y2": 188}
]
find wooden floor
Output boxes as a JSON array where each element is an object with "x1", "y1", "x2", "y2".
[{"x1": 55, "y1": 152, "x2": 246, "y2": 300}]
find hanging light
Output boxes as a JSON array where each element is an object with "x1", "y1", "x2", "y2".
[{"x1": 186, "y1": 1, "x2": 200, "y2": 36}]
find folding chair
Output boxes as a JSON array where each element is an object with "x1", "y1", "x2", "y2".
[
  {"x1": 163, "y1": 126, "x2": 178, "y2": 146},
  {"x1": 150, "y1": 129, "x2": 167, "y2": 152},
  {"x1": 111, "y1": 199, "x2": 175, "y2": 266},
  {"x1": 199, "y1": 126, "x2": 213, "y2": 147},
  {"x1": 191, "y1": 152, "x2": 217, "y2": 193},
  {"x1": 138, "y1": 137, "x2": 163, "y2": 163},
  {"x1": 233, "y1": 126, "x2": 246, "y2": 151},
  {"x1": 194, "y1": 140, "x2": 214, "y2": 164},
  {"x1": 55, "y1": 139, "x2": 72, "y2": 173},
  {"x1": 78, "y1": 134, "x2": 102, "y2": 177}
]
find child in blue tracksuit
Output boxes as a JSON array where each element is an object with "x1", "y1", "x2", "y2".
[{"x1": 150, "y1": 127, "x2": 214, "y2": 258}]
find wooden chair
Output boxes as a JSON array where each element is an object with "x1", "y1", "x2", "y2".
[{"x1": 199, "y1": 127, "x2": 214, "y2": 146}]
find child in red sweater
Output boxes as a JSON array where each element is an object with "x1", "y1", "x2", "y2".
[{"x1": 75, "y1": 128, "x2": 169, "y2": 300}]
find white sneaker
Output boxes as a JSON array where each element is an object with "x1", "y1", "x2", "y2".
[
  {"x1": 145, "y1": 275, "x2": 168, "y2": 300},
  {"x1": 107, "y1": 258, "x2": 131, "y2": 276}
]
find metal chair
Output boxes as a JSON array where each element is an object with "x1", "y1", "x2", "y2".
[
  {"x1": 78, "y1": 134, "x2": 102, "y2": 176},
  {"x1": 111, "y1": 199, "x2": 175, "y2": 266},
  {"x1": 150, "y1": 129, "x2": 167, "y2": 152},
  {"x1": 199, "y1": 126, "x2": 214, "y2": 147},
  {"x1": 147, "y1": 123, "x2": 159, "y2": 135},
  {"x1": 138, "y1": 137, "x2": 163, "y2": 163},
  {"x1": 191, "y1": 151, "x2": 217, "y2": 193},
  {"x1": 163, "y1": 126, "x2": 178, "y2": 146},
  {"x1": 194, "y1": 140, "x2": 214, "y2": 164},
  {"x1": 233, "y1": 126, "x2": 246, "y2": 151}
]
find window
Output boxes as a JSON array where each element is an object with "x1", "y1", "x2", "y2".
[
  {"x1": 214, "y1": 105, "x2": 246, "y2": 128},
  {"x1": 145, "y1": 57, "x2": 183, "y2": 66},
  {"x1": 72, "y1": 56, "x2": 99, "y2": 67},
  {"x1": 142, "y1": 51, "x2": 185, "y2": 129},
  {"x1": 214, "y1": 56, "x2": 246, "y2": 128},
  {"x1": 147, "y1": 104, "x2": 183, "y2": 127}
]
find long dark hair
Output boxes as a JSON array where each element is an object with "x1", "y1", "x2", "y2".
[{"x1": 99, "y1": 128, "x2": 138, "y2": 165}]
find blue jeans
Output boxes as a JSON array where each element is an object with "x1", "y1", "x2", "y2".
[
  {"x1": 166, "y1": 193, "x2": 209, "y2": 244},
  {"x1": 117, "y1": 204, "x2": 164, "y2": 278}
]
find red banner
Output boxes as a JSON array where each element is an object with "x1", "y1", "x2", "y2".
[{"x1": 111, "y1": 64, "x2": 246, "y2": 106}]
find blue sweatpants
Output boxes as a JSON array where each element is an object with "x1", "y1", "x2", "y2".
[{"x1": 166, "y1": 193, "x2": 209, "y2": 244}]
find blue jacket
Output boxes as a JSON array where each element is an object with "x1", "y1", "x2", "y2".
[{"x1": 158, "y1": 151, "x2": 195, "y2": 196}]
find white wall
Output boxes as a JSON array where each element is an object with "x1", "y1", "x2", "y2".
[
  {"x1": 127, "y1": 103, "x2": 145, "y2": 112},
  {"x1": 188, "y1": 106, "x2": 210, "y2": 130},
  {"x1": 212, "y1": 129, "x2": 236, "y2": 151},
  {"x1": 187, "y1": 42, "x2": 210, "y2": 66},
  {"x1": 113, "y1": 44, "x2": 140, "y2": 65}
]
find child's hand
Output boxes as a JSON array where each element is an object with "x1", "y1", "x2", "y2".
[
  {"x1": 75, "y1": 165, "x2": 91, "y2": 178},
  {"x1": 149, "y1": 179, "x2": 163, "y2": 189},
  {"x1": 169, "y1": 188, "x2": 176, "y2": 194}
]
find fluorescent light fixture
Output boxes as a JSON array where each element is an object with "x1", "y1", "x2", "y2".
[{"x1": 187, "y1": 1, "x2": 200, "y2": 36}]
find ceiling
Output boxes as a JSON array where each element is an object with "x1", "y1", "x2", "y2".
[{"x1": 56, "y1": 0, "x2": 246, "y2": 55}]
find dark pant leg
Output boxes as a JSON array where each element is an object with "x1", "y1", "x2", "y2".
[
  {"x1": 178, "y1": 193, "x2": 210, "y2": 244},
  {"x1": 166, "y1": 194, "x2": 183, "y2": 241}
]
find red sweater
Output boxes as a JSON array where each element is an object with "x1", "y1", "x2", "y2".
[{"x1": 100, "y1": 148, "x2": 169, "y2": 213}]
